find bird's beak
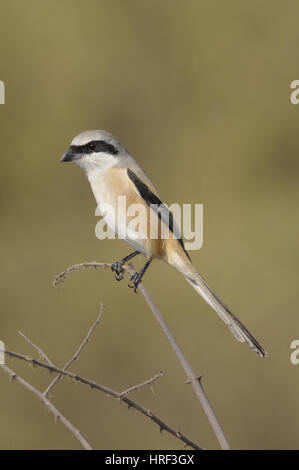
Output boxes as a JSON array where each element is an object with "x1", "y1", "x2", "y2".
[{"x1": 60, "y1": 149, "x2": 81, "y2": 163}]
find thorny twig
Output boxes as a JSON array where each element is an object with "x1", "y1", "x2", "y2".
[
  {"x1": 19, "y1": 331, "x2": 54, "y2": 366},
  {"x1": 53, "y1": 260, "x2": 231, "y2": 450},
  {"x1": 0, "y1": 363, "x2": 92, "y2": 450},
  {"x1": 3, "y1": 348, "x2": 203, "y2": 450},
  {"x1": 44, "y1": 303, "x2": 104, "y2": 397},
  {"x1": 120, "y1": 371, "x2": 164, "y2": 397}
]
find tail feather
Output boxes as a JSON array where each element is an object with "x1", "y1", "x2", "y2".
[{"x1": 184, "y1": 269, "x2": 267, "y2": 358}]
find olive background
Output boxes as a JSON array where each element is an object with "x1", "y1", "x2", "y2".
[{"x1": 0, "y1": 0, "x2": 298, "y2": 450}]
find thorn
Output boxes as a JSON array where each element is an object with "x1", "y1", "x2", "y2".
[{"x1": 185, "y1": 375, "x2": 202, "y2": 385}]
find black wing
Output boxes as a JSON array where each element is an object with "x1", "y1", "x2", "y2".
[{"x1": 127, "y1": 169, "x2": 190, "y2": 261}]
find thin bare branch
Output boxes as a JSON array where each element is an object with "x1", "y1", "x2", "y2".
[
  {"x1": 120, "y1": 371, "x2": 163, "y2": 397},
  {"x1": 0, "y1": 363, "x2": 92, "y2": 450},
  {"x1": 44, "y1": 303, "x2": 104, "y2": 397},
  {"x1": 135, "y1": 274, "x2": 231, "y2": 450},
  {"x1": 19, "y1": 331, "x2": 54, "y2": 366},
  {"x1": 3, "y1": 349, "x2": 203, "y2": 450},
  {"x1": 53, "y1": 262, "x2": 111, "y2": 287},
  {"x1": 53, "y1": 260, "x2": 230, "y2": 450}
]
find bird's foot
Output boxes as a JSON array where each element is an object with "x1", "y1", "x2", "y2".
[
  {"x1": 111, "y1": 261, "x2": 125, "y2": 281},
  {"x1": 128, "y1": 271, "x2": 143, "y2": 293}
]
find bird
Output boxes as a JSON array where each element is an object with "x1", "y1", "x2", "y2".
[{"x1": 61, "y1": 130, "x2": 267, "y2": 358}]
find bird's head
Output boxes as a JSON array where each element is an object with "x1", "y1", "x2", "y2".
[{"x1": 61, "y1": 130, "x2": 131, "y2": 172}]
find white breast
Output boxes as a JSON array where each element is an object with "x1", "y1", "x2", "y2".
[{"x1": 87, "y1": 169, "x2": 148, "y2": 254}]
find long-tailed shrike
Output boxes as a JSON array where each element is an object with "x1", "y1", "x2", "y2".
[{"x1": 61, "y1": 130, "x2": 267, "y2": 358}]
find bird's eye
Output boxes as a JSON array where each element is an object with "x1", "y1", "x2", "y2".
[{"x1": 89, "y1": 142, "x2": 96, "y2": 151}]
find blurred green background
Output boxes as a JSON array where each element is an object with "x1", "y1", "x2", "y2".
[{"x1": 1, "y1": 0, "x2": 299, "y2": 450}]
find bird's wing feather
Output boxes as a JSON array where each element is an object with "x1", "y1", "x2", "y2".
[{"x1": 127, "y1": 168, "x2": 190, "y2": 260}]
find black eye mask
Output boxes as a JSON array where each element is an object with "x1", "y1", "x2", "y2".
[{"x1": 70, "y1": 140, "x2": 118, "y2": 156}]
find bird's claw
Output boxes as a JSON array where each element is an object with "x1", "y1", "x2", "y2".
[
  {"x1": 128, "y1": 272, "x2": 142, "y2": 293},
  {"x1": 111, "y1": 261, "x2": 125, "y2": 281}
]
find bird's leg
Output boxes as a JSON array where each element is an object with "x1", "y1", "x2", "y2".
[
  {"x1": 111, "y1": 250, "x2": 140, "y2": 281},
  {"x1": 128, "y1": 255, "x2": 154, "y2": 293}
]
